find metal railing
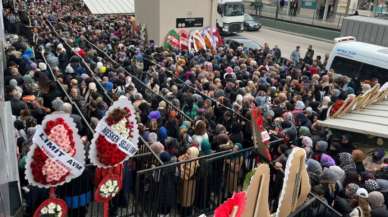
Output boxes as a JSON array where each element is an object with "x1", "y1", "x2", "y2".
[
  {"x1": 288, "y1": 195, "x2": 343, "y2": 217},
  {"x1": 245, "y1": 1, "x2": 346, "y2": 30},
  {"x1": 44, "y1": 19, "x2": 164, "y2": 165},
  {"x1": 81, "y1": 37, "x2": 194, "y2": 122},
  {"x1": 133, "y1": 147, "x2": 253, "y2": 217}
]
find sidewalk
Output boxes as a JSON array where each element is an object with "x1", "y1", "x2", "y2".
[
  {"x1": 245, "y1": 4, "x2": 344, "y2": 29},
  {"x1": 245, "y1": 2, "x2": 376, "y2": 30},
  {"x1": 251, "y1": 15, "x2": 340, "y2": 40}
]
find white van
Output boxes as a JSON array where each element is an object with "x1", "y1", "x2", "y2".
[{"x1": 326, "y1": 37, "x2": 388, "y2": 82}]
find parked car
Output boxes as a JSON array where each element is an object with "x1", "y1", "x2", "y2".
[
  {"x1": 244, "y1": 14, "x2": 262, "y2": 31},
  {"x1": 225, "y1": 37, "x2": 262, "y2": 50}
]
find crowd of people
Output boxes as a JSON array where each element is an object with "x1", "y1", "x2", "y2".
[{"x1": 2, "y1": 0, "x2": 388, "y2": 217}]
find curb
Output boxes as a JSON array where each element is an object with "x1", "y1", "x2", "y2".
[
  {"x1": 257, "y1": 15, "x2": 341, "y2": 32},
  {"x1": 261, "y1": 25, "x2": 334, "y2": 44}
]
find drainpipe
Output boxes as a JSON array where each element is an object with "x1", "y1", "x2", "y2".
[
  {"x1": 323, "y1": 0, "x2": 330, "y2": 20},
  {"x1": 345, "y1": 0, "x2": 351, "y2": 15},
  {"x1": 210, "y1": 0, "x2": 216, "y2": 27}
]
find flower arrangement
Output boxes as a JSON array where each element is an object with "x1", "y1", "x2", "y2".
[
  {"x1": 94, "y1": 174, "x2": 122, "y2": 202},
  {"x1": 26, "y1": 114, "x2": 85, "y2": 187},
  {"x1": 90, "y1": 97, "x2": 139, "y2": 168},
  {"x1": 99, "y1": 179, "x2": 120, "y2": 198},
  {"x1": 33, "y1": 198, "x2": 67, "y2": 217},
  {"x1": 31, "y1": 118, "x2": 75, "y2": 185},
  {"x1": 214, "y1": 192, "x2": 246, "y2": 217},
  {"x1": 329, "y1": 100, "x2": 344, "y2": 117},
  {"x1": 39, "y1": 202, "x2": 62, "y2": 217},
  {"x1": 96, "y1": 108, "x2": 135, "y2": 165}
]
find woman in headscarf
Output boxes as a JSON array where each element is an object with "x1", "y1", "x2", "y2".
[
  {"x1": 225, "y1": 143, "x2": 243, "y2": 195},
  {"x1": 178, "y1": 147, "x2": 200, "y2": 216},
  {"x1": 306, "y1": 159, "x2": 323, "y2": 186},
  {"x1": 363, "y1": 148, "x2": 385, "y2": 174},
  {"x1": 368, "y1": 191, "x2": 388, "y2": 217},
  {"x1": 339, "y1": 152, "x2": 357, "y2": 172},
  {"x1": 157, "y1": 152, "x2": 177, "y2": 217},
  {"x1": 320, "y1": 167, "x2": 341, "y2": 205},
  {"x1": 150, "y1": 142, "x2": 165, "y2": 156},
  {"x1": 178, "y1": 122, "x2": 192, "y2": 155},
  {"x1": 333, "y1": 183, "x2": 359, "y2": 215},
  {"x1": 353, "y1": 149, "x2": 366, "y2": 174},
  {"x1": 192, "y1": 120, "x2": 210, "y2": 152},
  {"x1": 349, "y1": 188, "x2": 371, "y2": 217},
  {"x1": 319, "y1": 96, "x2": 331, "y2": 120}
]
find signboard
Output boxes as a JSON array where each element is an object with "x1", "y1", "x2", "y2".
[
  {"x1": 176, "y1": 17, "x2": 204, "y2": 28},
  {"x1": 301, "y1": 0, "x2": 317, "y2": 9}
]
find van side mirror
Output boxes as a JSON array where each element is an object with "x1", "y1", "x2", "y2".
[{"x1": 217, "y1": 5, "x2": 223, "y2": 16}]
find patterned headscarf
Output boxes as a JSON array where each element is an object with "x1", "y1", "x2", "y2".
[
  {"x1": 345, "y1": 183, "x2": 360, "y2": 198},
  {"x1": 364, "y1": 179, "x2": 380, "y2": 192},
  {"x1": 338, "y1": 152, "x2": 356, "y2": 172},
  {"x1": 187, "y1": 146, "x2": 199, "y2": 159}
]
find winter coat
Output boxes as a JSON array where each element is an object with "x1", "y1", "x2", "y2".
[
  {"x1": 333, "y1": 196, "x2": 352, "y2": 215},
  {"x1": 349, "y1": 206, "x2": 371, "y2": 217},
  {"x1": 178, "y1": 155, "x2": 199, "y2": 207},
  {"x1": 225, "y1": 156, "x2": 243, "y2": 194},
  {"x1": 371, "y1": 206, "x2": 388, "y2": 217},
  {"x1": 158, "y1": 164, "x2": 178, "y2": 210}
]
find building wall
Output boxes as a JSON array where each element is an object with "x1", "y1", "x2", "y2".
[
  {"x1": 135, "y1": 0, "x2": 217, "y2": 45},
  {"x1": 158, "y1": 0, "x2": 217, "y2": 45},
  {"x1": 135, "y1": 0, "x2": 160, "y2": 44}
]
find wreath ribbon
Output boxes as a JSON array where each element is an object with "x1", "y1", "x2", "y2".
[
  {"x1": 96, "y1": 121, "x2": 138, "y2": 157},
  {"x1": 33, "y1": 126, "x2": 84, "y2": 177}
]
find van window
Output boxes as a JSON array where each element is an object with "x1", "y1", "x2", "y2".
[
  {"x1": 331, "y1": 56, "x2": 362, "y2": 78},
  {"x1": 359, "y1": 63, "x2": 388, "y2": 82},
  {"x1": 331, "y1": 56, "x2": 388, "y2": 82}
]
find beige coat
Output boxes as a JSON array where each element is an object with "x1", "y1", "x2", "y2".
[
  {"x1": 178, "y1": 155, "x2": 199, "y2": 207},
  {"x1": 225, "y1": 156, "x2": 244, "y2": 194}
]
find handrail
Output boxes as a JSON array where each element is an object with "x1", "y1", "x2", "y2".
[
  {"x1": 287, "y1": 197, "x2": 317, "y2": 217},
  {"x1": 67, "y1": 17, "x2": 248, "y2": 122},
  {"x1": 39, "y1": 49, "x2": 95, "y2": 135},
  {"x1": 45, "y1": 19, "x2": 114, "y2": 104},
  {"x1": 82, "y1": 33, "x2": 248, "y2": 122},
  {"x1": 308, "y1": 192, "x2": 343, "y2": 216},
  {"x1": 53, "y1": 18, "x2": 193, "y2": 122},
  {"x1": 82, "y1": 37, "x2": 194, "y2": 122},
  {"x1": 137, "y1": 148, "x2": 234, "y2": 174},
  {"x1": 288, "y1": 194, "x2": 343, "y2": 217},
  {"x1": 43, "y1": 20, "x2": 164, "y2": 165},
  {"x1": 145, "y1": 56, "x2": 250, "y2": 122}
]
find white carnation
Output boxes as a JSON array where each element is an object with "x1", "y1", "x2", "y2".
[
  {"x1": 41, "y1": 207, "x2": 48, "y2": 214},
  {"x1": 48, "y1": 203, "x2": 56, "y2": 210}
]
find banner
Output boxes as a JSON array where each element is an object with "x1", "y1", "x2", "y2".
[
  {"x1": 96, "y1": 122, "x2": 138, "y2": 157},
  {"x1": 33, "y1": 126, "x2": 84, "y2": 177},
  {"x1": 250, "y1": 106, "x2": 272, "y2": 161}
]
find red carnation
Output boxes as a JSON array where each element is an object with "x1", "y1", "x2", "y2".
[
  {"x1": 96, "y1": 136, "x2": 127, "y2": 166},
  {"x1": 30, "y1": 118, "x2": 76, "y2": 185},
  {"x1": 330, "y1": 100, "x2": 344, "y2": 116}
]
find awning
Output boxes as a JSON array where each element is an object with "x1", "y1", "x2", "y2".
[
  {"x1": 318, "y1": 85, "x2": 388, "y2": 138},
  {"x1": 83, "y1": 0, "x2": 135, "y2": 15}
]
